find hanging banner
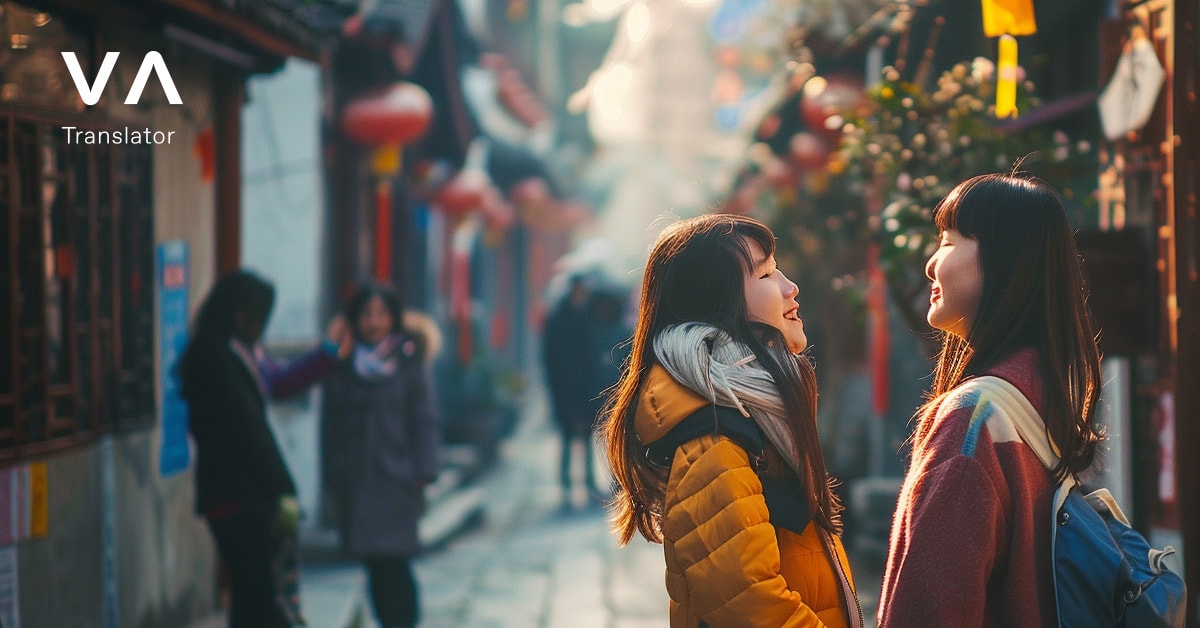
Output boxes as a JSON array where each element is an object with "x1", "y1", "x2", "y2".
[
  {"x1": 28, "y1": 464, "x2": 45, "y2": 540},
  {"x1": 156, "y1": 241, "x2": 191, "y2": 476}
]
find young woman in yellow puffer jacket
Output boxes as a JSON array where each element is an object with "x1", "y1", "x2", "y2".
[{"x1": 600, "y1": 214, "x2": 862, "y2": 628}]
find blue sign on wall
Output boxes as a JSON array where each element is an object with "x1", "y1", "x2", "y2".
[{"x1": 157, "y1": 241, "x2": 190, "y2": 477}]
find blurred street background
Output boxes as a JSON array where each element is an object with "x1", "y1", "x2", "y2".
[{"x1": 1, "y1": 0, "x2": 1197, "y2": 626}]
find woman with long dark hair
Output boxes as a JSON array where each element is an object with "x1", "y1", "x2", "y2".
[
  {"x1": 179, "y1": 269, "x2": 345, "y2": 627},
  {"x1": 601, "y1": 214, "x2": 860, "y2": 627},
  {"x1": 878, "y1": 173, "x2": 1103, "y2": 626}
]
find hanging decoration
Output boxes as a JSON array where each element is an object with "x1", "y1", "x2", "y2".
[
  {"x1": 1097, "y1": 25, "x2": 1165, "y2": 141},
  {"x1": 434, "y1": 138, "x2": 493, "y2": 218},
  {"x1": 980, "y1": 0, "x2": 1036, "y2": 119},
  {"x1": 994, "y1": 34, "x2": 1019, "y2": 119},
  {"x1": 340, "y1": 82, "x2": 434, "y2": 147},
  {"x1": 340, "y1": 81, "x2": 434, "y2": 280},
  {"x1": 980, "y1": 0, "x2": 1037, "y2": 38}
]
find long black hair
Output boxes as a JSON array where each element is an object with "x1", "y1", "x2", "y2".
[
  {"x1": 925, "y1": 173, "x2": 1102, "y2": 479},
  {"x1": 178, "y1": 270, "x2": 275, "y2": 400},
  {"x1": 601, "y1": 213, "x2": 840, "y2": 545}
]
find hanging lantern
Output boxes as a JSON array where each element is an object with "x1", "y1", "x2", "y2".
[
  {"x1": 981, "y1": 0, "x2": 1036, "y2": 120},
  {"x1": 341, "y1": 82, "x2": 433, "y2": 281},
  {"x1": 435, "y1": 169, "x2": 490, "y2": 217},
  {"x1": 434, "y1": 137, "x2": 492, "y2": 217},
  {"x1": 981, "y1": 0, "x2": 1037, "y2": 38},
  {"x1": 340, "y1": 82, "x2": 433, "y2": 146}
]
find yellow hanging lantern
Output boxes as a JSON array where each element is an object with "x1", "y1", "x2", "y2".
[
  {"x1": 981, "y1": 0, "x2": 1037, "y2": 37},
  {"x1": 982, "y1": 0, "x2": 1036, "y2": 119}
]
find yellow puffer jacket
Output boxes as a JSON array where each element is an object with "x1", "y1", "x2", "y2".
[{"x1": 636, "y1": 365, "x2": 858, "y2": 628}]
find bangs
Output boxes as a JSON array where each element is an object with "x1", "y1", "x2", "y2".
[
  {"x1": 933, "y1": 185, "x2": 964, "y2": 233},
  {"x1": 729, "y1": 218, "x2": 776, "y2": 272}
]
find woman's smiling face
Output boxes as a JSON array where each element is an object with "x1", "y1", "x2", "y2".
[
  {"x1": 355, "y1": 296, "x2": 394, "y2": 346},
  {"x1": 924, "y1": 228, "x2": 982, "y2": 338},
  {"x1": 743, "y1": 239, "x2": 807, "y2": 353}
]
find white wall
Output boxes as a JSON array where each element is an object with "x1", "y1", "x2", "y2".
[{"x1": 240, "y1": 59, "x2": 327, "y2": 526}]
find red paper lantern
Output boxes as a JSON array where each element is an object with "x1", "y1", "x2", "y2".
[
  {"x1": 341, "y1": 82, "x2": 433, "y2": 146},
  {"x1": 435, "y1": 169, "x2": 490, "y2": 217}
]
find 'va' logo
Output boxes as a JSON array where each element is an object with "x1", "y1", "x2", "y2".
[{"x1": 61, "y1": 51, "x2": 182, "y2": 106}]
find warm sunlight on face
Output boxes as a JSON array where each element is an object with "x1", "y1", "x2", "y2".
[
  {"x1": 924, "y1": 229, "x2": 982, "y2": 338},
  {"x1": 743, "y1": 239, "x2": 806, "y2": 353}
]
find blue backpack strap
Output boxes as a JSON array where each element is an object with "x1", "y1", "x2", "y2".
[{"x1": 646, "y1": 404, "x2": 810, "y2": 535}]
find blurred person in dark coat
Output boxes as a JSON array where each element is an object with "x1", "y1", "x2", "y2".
[
  {"x1": 321, "y1": 281, "x2": 440, "y2": 628},
  {"x1": 542, "y1": 273, "x2": 604, "y2": 501},
  {"x1": 179, "y1": 269, "x2": 348, "y2": 628}
]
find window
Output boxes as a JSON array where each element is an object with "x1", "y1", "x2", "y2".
[{"x1": 0, "y1": 112, "x2": 154, "y2": 459}]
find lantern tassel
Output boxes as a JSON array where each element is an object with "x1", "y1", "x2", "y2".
[{"x1": 995, "y1": 35, "x2": 1018, "y2": 119}]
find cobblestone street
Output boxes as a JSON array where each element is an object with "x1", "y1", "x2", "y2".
[{"x1": 415, "y1": 411, "x2": 668, "y2": 628}]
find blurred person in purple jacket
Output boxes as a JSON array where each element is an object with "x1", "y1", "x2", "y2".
[
  {"x1": 179, "y1": 269, "x2": 350, "y2": 628},
  {"x1": 321, "y1": 281, "x2": 440, "y2": 628}
]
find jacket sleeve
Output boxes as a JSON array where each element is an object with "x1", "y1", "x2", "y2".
[
  {"x1": 258, "y1": 341, "x2": 339, "y2": 399},
  {"x1": 663, "y1": 436, "x2": 831, "y2": 628},
  {"x1": 877, "y1": 415, "x2": 1006, "y2": 627}
]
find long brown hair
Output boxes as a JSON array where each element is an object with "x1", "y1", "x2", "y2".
[
  {"x1": 601, "y1": 214, "x2": 841, "y2": 545},
  {"x1": 922, "y1": 173, "x2": 1102, "y2": 479}
]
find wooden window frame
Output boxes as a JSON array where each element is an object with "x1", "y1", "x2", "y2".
[{"x1": 0, "y1": 106, "x2": 154, "y2": 461}]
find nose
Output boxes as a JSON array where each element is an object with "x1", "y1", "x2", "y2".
[
  {"x1": 925, "y1": 252, "x2": 937, "y2": 281},
  {"x1": 780, "y1": 273, "x2": 798, "y2": 298}
]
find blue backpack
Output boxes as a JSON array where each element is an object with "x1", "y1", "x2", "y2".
[{"x1": 970, "y1": 377, "x2": 1187, "y2": 627}]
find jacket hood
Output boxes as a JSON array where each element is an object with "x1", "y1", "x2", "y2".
[
  {"x1": 634, "y1": 364, "x2": 711, "y2": 447},
  {"x1": 399, "y1": 310, "x2": 443, "y2": 364}
]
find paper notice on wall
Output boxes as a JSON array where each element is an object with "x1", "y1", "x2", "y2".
[
  {"x1": 157, "y1": 241, "x2": 191, "y2": 477},
  {"x1": 0, "y1": 545, "x2": 18, "y2": 628}
]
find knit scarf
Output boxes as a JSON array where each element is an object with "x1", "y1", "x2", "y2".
[
  {"x1": 352, "y1": 334, "x2": 401, "y2": 379},
  {"x1": 652, "y1": 322, "x2": 801, "y2": 473}
]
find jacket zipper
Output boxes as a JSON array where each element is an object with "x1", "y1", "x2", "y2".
[{"x1": 823, "y1": 529, "x2": 864, "y2": 628}]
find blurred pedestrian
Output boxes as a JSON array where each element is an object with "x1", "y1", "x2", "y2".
[
  {"x1": 321, "y1": 282, "x2": 440, "y2": 628},
  {"x1": 179, "y1": 269, "x2": 349, "y2": 628},
  {"x1": 542, "y1": 273, "x2": 603, "y2": 501},
  {"x1": 587, "y1": 286, "x2": 631, "y2": 499},
  {"x1": 600, "y1": 214, "x2": 861, "y2": 627},
  {"x1": 877, "y1": 174, "x2": 1103, "y2": 626}
]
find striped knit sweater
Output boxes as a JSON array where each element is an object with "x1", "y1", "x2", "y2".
[{"x1": 878, "y1": 349, "x2": 1058, "y2": 627}]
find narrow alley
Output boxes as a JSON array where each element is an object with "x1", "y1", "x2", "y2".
[{"x1": 292, "y1": 386, "x2": 884, "y2": 628}]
